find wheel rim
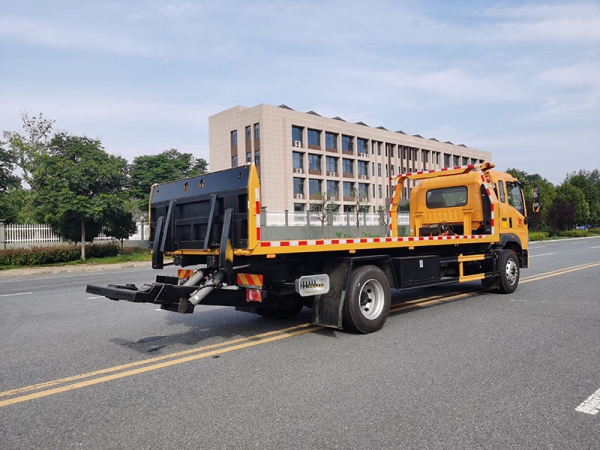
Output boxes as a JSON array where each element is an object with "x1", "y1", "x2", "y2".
[
  {"x1": 358, "y1": 278, "x2": 385, "y2": 319},
  {"x1": 505, "y1": 258, "x2": 519, "y2": 285}
]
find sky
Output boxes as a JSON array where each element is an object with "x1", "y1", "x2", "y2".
[{"x1": 1, "y1": 0, "x2": 599, "y2": 185}]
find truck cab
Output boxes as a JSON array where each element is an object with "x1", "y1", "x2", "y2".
[{"x1": 407, "y1": 165, "x2": 529, "y2": 269}]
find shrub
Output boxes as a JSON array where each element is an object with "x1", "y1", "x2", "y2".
[
  {"x1": 0, "y1": 243, "x2": 120, "y2": 267},
  {"x1": 529, "y1": 232, "x2": 549, "y2": 241},
  {"x1": 556, "y1": 230, "x2": 589, "y2": 238}
]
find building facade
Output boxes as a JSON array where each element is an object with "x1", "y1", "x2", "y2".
[{"x1": 209, "y1": 104, "x2": 492, "y2": 213}]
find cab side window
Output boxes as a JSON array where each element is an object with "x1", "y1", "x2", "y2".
[
  {"x1": 498, "y1": 180, "x2": 506, "y2": 203},
  {"x1": 506, "y1": 181, "x2": 524, "y2": 215}
]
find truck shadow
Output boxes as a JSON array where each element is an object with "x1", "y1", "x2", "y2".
[{"x1": 109, "y1": 282, "x2": 490, "y2": 353}]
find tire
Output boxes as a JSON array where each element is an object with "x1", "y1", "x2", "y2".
[
  {"x1": 256, "y1": 294, "x2": 304, "y2": 319},
  {"x1": 342, "y1": 265, "x2": 391, "y2": 333},
  {"x1": 498, "y1": 249, "x2": 520, "y2": 294}
]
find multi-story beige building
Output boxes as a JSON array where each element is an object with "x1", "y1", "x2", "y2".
[{"x1": 209, "y1": 104, "x2": 491, "y2": 213}]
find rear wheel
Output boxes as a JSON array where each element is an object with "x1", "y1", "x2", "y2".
[
  {"x1": 498, "y1": 249, "x2": 519, "y2": 294},
  {"x1": 342, "y1": 265, "x2": 391, "y2": 333}
]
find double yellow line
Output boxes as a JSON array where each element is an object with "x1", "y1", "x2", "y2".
[
  {"x1": 2, "y1": 260, "x2": 599, "y2": 409},
  {"x1": 0, "y1": 324, "x2": 319, "y2": 408},
  {"x1": 520, "y1": 261, "x2": 600, "y2": 283}
]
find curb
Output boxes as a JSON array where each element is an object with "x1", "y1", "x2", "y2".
[{"x1": 0, "y1": 261, "x2": 152, "y2": 278}]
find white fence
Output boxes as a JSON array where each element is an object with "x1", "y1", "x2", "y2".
[
  {"x1": 2, "y1": 222, "x2": 148, "y2": 244},
  {"x1": 2, "y1": 213, "x2": 409, "y2": 244},
  {"x1": 4, "y1": 224, "x2": 62, "y2": 243},
  {"x1": 264, "y1": 211, "x2": 410, "y2": 227}
]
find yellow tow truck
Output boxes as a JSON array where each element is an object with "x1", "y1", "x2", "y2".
[{"x1": 87, "y1": 161, "x2": 537, "y2": 333}]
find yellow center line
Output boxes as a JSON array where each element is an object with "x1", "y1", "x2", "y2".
[
  {"x1": 0, "y1": 323, "x2": 315, "y2": 399},
  {"x1": 521, "y1": 261, "x2": 600, "y2": 283},
  {"x1": 0, "y1": 326, "x2": 321, "y2": 408},
  {"x1": 2, "y1": 258, "x2": 599, "y2": 408}
]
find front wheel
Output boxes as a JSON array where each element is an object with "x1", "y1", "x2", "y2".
[
  {"x1": 342, "y1": 265, "x2": 391, "y2": 333},
  {"x1": 498, "y1": 249, "x2": 520, "y2": 294}
]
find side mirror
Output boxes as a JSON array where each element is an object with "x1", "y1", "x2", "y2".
[{"x1": 531, "y1": 185, "x2": 541, "y2": 213}]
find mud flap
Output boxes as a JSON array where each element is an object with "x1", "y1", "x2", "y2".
[{"x1": 311, "y1": 260, "x2": 351, "y2": 329}]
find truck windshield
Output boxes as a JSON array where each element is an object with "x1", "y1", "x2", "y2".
[{"x1": 506, "y1": 181, "x2": 525, "y2": 215}]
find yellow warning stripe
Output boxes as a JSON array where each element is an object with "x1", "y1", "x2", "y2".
[{"x1": 237, "y1": 273, "x2": 263, "y2": 287}]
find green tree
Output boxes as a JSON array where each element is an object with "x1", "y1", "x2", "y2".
[
  {"x1": 3, "y1": 111, "x2": 54, "y2": 188},
  {"x1": 552, "y1": 183, "x2": 589, "y2": 231},
  {"x1": 33, "y1": 132, "x2": 132, "y2": 260},
  {"x1": 350, "y1": 187, "x2": 369, "y2": 237},
  {"x1": 566, "y1": 171, "x2": 600, "y2": 228},
  {"x1": 548, "y1": 200, "x2": 575, "y2": 233},
  {"x1": 309, "y1": 191, "x2": 338, "y2": 239},
  {"x1": 130, "y1": 149, "x2": 208, "y2": 212},
  {"x1": 0, "y1": 140, "x2": 22, "y2": 223},
  {"x1": 0, "y1": 140, "x2": 20, "y2": 192},
  {"x1": 105, "y1": 207, "x2": 139, "y2": 252}
]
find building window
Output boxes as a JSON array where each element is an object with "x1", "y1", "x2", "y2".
[
  {"x1": 308, "y1": 154, "x2": 321, "y2": 172},
  {"x1": 309, "y1": 179, "x2": 321, "y2": 196},
  {"x1": 293, "y1": 151, "x2": 303, "y2": 171},
  {"x1": 462, "y1": 156, "x2": 469, "y2": 165},
  {"x1": 377, "y1": 163, "x2": 382, "y2": 177},
  {"x1": 389, "y1": 144, "x2": 394, "y2": 158},
  {"x1": 372, "y1": 162, "x2": 375, "y2": 177},
  {"x1": 453, "y1": 155, "x2": 460, "y2": 166},
  {"x1": 378, "y1": 185, "x2": 382, "y2": 199},
  {"x1": 246, "y1": 152, "x2": 252, "y2": 163},
  {"x1": 294, "y1": 203, "x2": 304, "y2": 212},
  {"x1": 342, "y1": 158, "x2": 353, "y2": 175},
  {"x1": 326, "y1": 156, "x2": 338, "y2": 174},
  {"x1": 231, "y1": 130, "x2": 237, "y2": 146},
  {"x1": 357, "y1": 138, "x2": 368, "y2": 155},
  {"x1": 245, "y1": 126, "x2": 251, "y2": 142},
  {"x1": 343, "y1": 181, "x2": 354, "y2": 198},
  {"x1": 444, "y1": 153, "x2": 451, "y2": 168},
  {"x1": 423, "y1": 151, "x2": 429, "y2": 163},
  {"x1": 294, "y1": 178, "x2": 304, "y2": 196},
  {"x1": 327, "y1": 180, "x2": 339, "y2": 197},
  {"x1": 326, "y1": 132, "x2": 337, "y2": 149},
  {"x1": 232, "y1": 155, "x2": 238, "y2": 167},
  {"x1": 292, "y1": 126, "x2": 303, "y2": 145},
  {"x1": 358, "y1": 161, "x2": 368, "y2": 177},
  {"x1": 402, "y1": 147, "x2": 407, "y2": 159},
  {"x1": 255, "y1": 150, "x2": 260, "y2": 167},
  {"x1": 254, "y1": 123, "x2": 260, "y2": 140},
  {"x1": 390, "y1": 165, "x2": 395, "y2": 176},
  {"x1": 435, "y1": 152, "x2": 440, "y2": 165},
  {"x1": 308, "y1": 129, "x2": 321, "y2": 148},
  {"x1": 342, "y1": 135, "x2": 353, "y2": 152},
  {"x1": 358, "y1": 183, "x2": 369, "y2": 199}
]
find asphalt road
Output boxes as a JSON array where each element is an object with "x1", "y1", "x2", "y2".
[{"x1": 1, "y1": 237, "x2": 599, "y2": 449}]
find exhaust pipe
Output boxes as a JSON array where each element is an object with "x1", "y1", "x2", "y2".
[{"x1": 188, "y1": 272, "x2": 224, "y2": 306}]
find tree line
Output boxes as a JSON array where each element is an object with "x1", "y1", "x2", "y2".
[
  {"x1": 2, "y1": 112, "x2": 599, "y2": 257},
  {"x1": 506, "y1": 168, "x2": 600, "y2": 233},
  {"x1": 0, "y1": 112, "x2": 207, "y2": 260}
]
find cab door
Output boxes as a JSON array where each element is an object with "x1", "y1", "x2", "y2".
[{"x1": 496, "y1": 176, "x2": 528, "y2": 247}]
